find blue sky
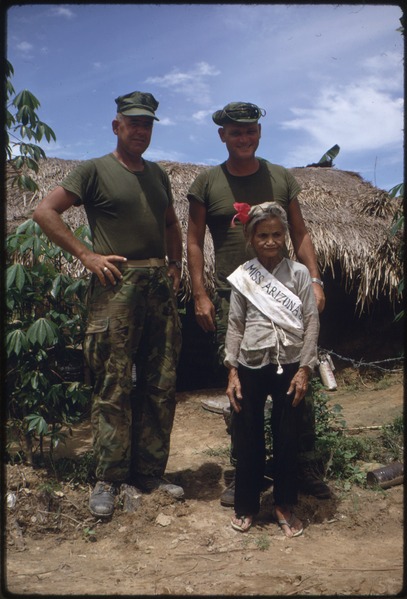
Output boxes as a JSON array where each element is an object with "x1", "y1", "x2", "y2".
[{"x1": 6, "y1": 3, "x2": 404, "y2": 192}]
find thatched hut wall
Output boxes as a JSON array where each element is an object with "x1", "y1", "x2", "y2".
[{"x1": 6, "y1": 157, "x2": 402, "y2": 312}]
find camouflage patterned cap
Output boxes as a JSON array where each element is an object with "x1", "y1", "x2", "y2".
[
  {"x1": 115, "y1": 91, "x2": 159, "y2": 120},
  {"x1": 212, "y1": 102, "x2": 266, "y2": 126}
]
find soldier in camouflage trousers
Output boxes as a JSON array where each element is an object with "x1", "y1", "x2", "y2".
[
  {"x1": 85, "y1": 266, "x2": 182, "y2": 483},
  {"x1": 33, "y1": 91, "x2": 184, "y2": 518}
]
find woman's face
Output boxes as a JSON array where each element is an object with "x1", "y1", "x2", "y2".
[{"x1": 251, "y1": 216, "x2": 286, "y2": 268}]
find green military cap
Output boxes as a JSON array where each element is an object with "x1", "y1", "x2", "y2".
[
  {"x1": 212, "y1": 102, "x2": 266, "y2": 126},
  {"x1": 115, "y1": 91, "x2": 159, "y2": 120}
]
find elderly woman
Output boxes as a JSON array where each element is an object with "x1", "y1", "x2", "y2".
[{"x1": 224, "y1": 201, "x2": 320, "y2": 537}]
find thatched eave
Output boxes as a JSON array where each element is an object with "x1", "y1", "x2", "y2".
[{"x1": 6, "y1": 158, "x2": 402, "y2": 310}]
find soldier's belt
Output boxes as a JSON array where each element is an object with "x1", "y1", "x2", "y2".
[{"x1": 123, "y1": 258, "x2": 166, "y2": 268}]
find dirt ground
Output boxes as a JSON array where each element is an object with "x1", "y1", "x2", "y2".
[{"x1": 4, "y1": 370, "x2": 404, "y2": 597}]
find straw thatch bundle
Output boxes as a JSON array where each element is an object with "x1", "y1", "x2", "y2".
[{"x1": 6, "y1": 157, "x2": 402, "y2": 310}]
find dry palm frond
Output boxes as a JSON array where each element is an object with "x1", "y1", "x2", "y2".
[{"x1": 6, "y1": 158, "x2": 402, "y2": 310}]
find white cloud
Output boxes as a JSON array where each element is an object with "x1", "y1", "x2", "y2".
[
  {"x1": 16, "y1": 41, "x2": 33, "y2": 53},
  {"x1": 144, "y1": 147, "x2": 185, "y2": 162},
  {"x1": 281, "y1": 83, "x2": 403, "y2": 152},
  {"x1": 157, "y1": 117, "x2": 175, "y2": 126},
  {"x1": 192, "y1": 109, "x2": 213, "y2": 124},
  {"x1": 49, "y1": 7, "x2": 75, "y2": 19},
  {"x1": 146, "y1": 62, "x2": 220, "y2": 105}
]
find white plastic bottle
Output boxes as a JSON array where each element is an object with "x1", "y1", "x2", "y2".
[{"x1": 318, "y1": 353, "x2": 337, "y2": 391}]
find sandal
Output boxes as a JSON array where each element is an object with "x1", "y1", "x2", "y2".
[
  {"x1": 231, "y1": 514, "x2": 253, "y2": 532},
  {"x1": 277, "y1": 513, "x2": 303, "y2": 538}
]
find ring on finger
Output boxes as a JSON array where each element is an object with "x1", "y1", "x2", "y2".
[{"x1": 103, "y1": 266, "x2": 108, "y2": 272}]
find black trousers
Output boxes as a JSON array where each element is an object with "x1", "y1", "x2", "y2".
[{"x1": 234, "y1": 362, "x2": 304, "y2": 516}]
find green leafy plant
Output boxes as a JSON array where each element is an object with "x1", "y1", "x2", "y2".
[
  {"x1": 313, "y1": 376, "x2": 404, "y2": 487},
  {"x1": 318, "y1": 144, "x2": 340, "y2": 165},
  {"x1": 6, "y1": 60, "x2": 57, "y2": 193},
  {"x1": 255, "y1": 533, "x2": 271, "y2": 551},
  {"x1": 52, "y1": 452, "x2": 96, "y2": 485},
  {"x1": 379, "y1": 416, "x2": 404, "y2": 462},
  {"x1": 6, "y1": 219, "x2": 93, "y2": 464}
]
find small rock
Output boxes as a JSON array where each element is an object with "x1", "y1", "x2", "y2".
[{"x1": 156, "y1": 513, "x2": 172, "y2": 527}]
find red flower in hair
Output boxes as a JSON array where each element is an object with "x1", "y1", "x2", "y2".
[{"x1": 231, "y1": 202, "x2": 251, "y2": 227}]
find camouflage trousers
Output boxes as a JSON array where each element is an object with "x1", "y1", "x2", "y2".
[
  {"x1": 84, "y1": 266, "x2": 182, "y2": 482},
  {"x1": 212, "y1": 289, "x2": 317, "y2": 466}
]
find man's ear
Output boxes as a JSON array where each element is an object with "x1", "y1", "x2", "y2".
[
  {"x1": 218, "y1": 127, "x2": 226, "y2": 143},
  {"x1": 112, "y1": 119, "x2": 119, "y2": 135},
  {"x1": 258, "y1": 123, "x2": 261, "y2": 139}
]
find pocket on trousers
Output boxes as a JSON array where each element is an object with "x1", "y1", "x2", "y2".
[{"x1": 86, "y1": 318, "x2": 109, "y2": 334}]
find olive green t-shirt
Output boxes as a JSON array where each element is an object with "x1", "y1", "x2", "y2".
[
  {"x1": 187, "y1": 158, "x2": 301, "y2": 289},
  {"x1": 61, "y1": 153, "x2": 173, "y2": 259}
]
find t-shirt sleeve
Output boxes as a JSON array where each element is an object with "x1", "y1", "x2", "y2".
[
  {"x1": 60, "y1": 161, "x2": 97, "y2": 206},
  {"x1": 187, "y1": 170, "x2": 208, "y2": 205},
  {"x1": 285, "y1": 169, "x2": 302, "y2": 202}
]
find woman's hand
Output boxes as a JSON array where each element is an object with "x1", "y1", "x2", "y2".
[
  {"x1": 226, "y1": 367, "x2": 243, "y2": 413},
  {"x1": 287, "y1": 366, "x2": 311, "y2": 407}
]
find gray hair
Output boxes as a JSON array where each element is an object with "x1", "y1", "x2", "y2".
[{"x1": 244, "y1": 201, "x2": 289, "y2": 241}]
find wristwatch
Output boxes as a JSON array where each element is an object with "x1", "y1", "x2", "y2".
[
  {"x1": 311, "y1": 277, "x2": 324, "y2": 289},
  {"x1": 169, "y1": 260, "x2": 182, "y2": 269}
]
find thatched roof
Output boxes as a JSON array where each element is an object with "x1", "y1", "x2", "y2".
[{"x1": 6, "y1": 157, "x2": 402, "y2": 309}]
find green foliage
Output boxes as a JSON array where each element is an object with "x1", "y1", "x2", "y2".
[
  {"x1": 6, "y1": 60, "x2": 56, "y2": 192},
  {"x1": 313, "y1": 377, "x2": 404, "y2": 487},
  {"x1": 379, "y1": 416, "x2": 404, "y2": 463},
  {"x1": 6, "y1": 219, "x2": 93, "y2": 463},
  {"x1": 318, "y1": 144, "x2": 340, "y2": 165},
  {"x1": 254, "y1": 534, "x2": 271, "y2": 551},
  {"x1": 51, "y1": 452, "x2": 97, "y2": 485}
]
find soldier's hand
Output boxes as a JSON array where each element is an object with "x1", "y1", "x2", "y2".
[
  {"x1": 81, "y1": 252, "x2": 128, "y2": 286},
  {"x1": 167, "y1": 263, "x2": 181, "y2": 294},
  {"x1": 312, "y1": 283, "x2": 326, "y2": 313},
  {"x1": 194, "y1": 294, "x2": 216, "y2": 332}
]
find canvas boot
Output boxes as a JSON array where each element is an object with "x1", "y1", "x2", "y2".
[
  {"x1": 134, "y1": 474, "x2": 184, "y2": 500},
  {"x1": 89, "y1": 481, "x2": 117, "y2": 517},
  {"x1": 220, "y1": 477, "x2": 235, "y2": 507},
  {"x1": 298, "y1": 463, "x2": 331, "y2": 499}
]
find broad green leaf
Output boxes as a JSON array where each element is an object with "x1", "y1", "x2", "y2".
[
  {"x1": 13, "y1": 175, "x2": 38, "y2": 192},
  {"x1": 318, "y1": 144, "x2": 340, "y2": 164},
  {"x1": 64, "y1": 279, "x2": 86, "y2": 297},
  {"x1": 15, "y1": 219, "x2": 35, "y2": 234},
  {"x1": 6, "y1": 329, "x2": 28, "y2": 357},
  {"x1": 25, "y1": 413, "x2": 48, "y2": 436},
  {"x1": 26, "y1": 318, "x2": 59, "y2": 347},
  {"x1": 50, "y1": 274, "x2": 62, "y2": 299},
  {"x1": 388, "y1": 183, "x2": 404, "y2": 198},
  {"x1": 6, "y1": 263, "x2": 26, "y2": 291},
  {"x1": 13, "y1": 89, "x2": 41, "y2": 111}
]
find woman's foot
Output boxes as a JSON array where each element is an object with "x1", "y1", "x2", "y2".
[
  {"x1": 231, "y1": 514, "x2": 253, "y2": 532},
  {"x1": 274, "y1": 505, "x2": 303, "y2": 538}
]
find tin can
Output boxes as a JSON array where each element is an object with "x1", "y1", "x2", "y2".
[{"x1": 366, "y1": 462, "x2": 404, "y2": 489}]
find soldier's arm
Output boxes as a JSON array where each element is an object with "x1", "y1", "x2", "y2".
[{"x1": 33, "y1": 186, "x2": 127, "y2": 285}]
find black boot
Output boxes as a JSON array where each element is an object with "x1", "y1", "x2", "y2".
[{"x1": 298, "y1": 462, "x2": 331, "y2": 499}]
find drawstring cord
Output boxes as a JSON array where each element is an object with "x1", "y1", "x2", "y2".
[{"x1": 271, "y1": 320, "x2": 285, "y2": 374}]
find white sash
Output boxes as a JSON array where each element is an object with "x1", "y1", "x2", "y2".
[{"x1": 227, "y1": 258, "x2": 304, "y2": 339}]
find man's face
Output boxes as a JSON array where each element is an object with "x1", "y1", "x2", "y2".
[
  {"x1": 218, "y1": 122, "x2": 261, "y2": 160},
  {"x1": 112, "y1": 115, "x2": 154, "y2": 156}
]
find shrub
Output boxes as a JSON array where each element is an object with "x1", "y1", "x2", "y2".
[{"x1": 6, "y1": 219, "x2": 92, "y2": 464}]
